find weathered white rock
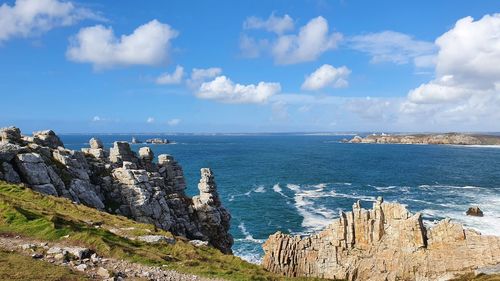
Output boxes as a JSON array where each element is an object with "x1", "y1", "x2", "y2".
[
  {"x1": 192, "y1": 168, "x2": 233, "y2": 254},
  {"x1": 32, "y1": 130, "x2": 63, "y2": 148},
  {"x1": 137, "y1": 235, "x2": 175, "y2": 244},
  {"x1": 89, "y1": 137, "x2": 103, "y2": 149}
]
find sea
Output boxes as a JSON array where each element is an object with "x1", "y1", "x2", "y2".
[{"x1": 60, "y1": 133, "x2": 500, "y2": 264}]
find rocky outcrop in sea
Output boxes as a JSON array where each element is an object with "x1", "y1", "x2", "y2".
[
  {"x1": 0, "y1": 126, "x2": 233, "y2": 254},
  {"x1": 262, "y1": 197, "x2": 500, "y2": 280}
]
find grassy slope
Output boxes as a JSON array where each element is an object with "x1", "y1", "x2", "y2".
[
  {"x1": 0, "y1": 181, "x2": 326, "y2": 281},
  {"x1": 0, "y1": 249, "x2": 88, "y2": 281}
]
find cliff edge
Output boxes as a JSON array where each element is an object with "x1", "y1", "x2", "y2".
[
  {"x1": 0, "y1": 126, "x2": 233, "y2": 253},
  {"x1": 262, "y1": 197, "x2": 500, "y2": 281}
]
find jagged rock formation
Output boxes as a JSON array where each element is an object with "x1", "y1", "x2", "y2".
[
  {"x1": 348, "y1": 133, "x2": 500, "y2": 145},
  {"x1": 262, "y1": 197, "x2": 500, "y2": 281},
  {"x1": 0, "y1": 126, "x2": 233, "y2": 254}
]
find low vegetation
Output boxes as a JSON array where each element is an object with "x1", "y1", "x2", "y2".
[
  {"x1": 0, "y1": 181, "x2": 326, "y2": 281},
  {"x1": 0, "y1": 249, "x2": 88, "y2": 281}
]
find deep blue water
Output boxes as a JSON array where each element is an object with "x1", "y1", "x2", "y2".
[{"x1": 60, "y1": 134, "x2": 500, "y2": 263}]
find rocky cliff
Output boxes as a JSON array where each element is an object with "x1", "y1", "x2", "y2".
[
  {"x1": 348, "y1": 133, "x2": 500, "y2": 145},
  {"x1": 262, "y1": 197, "x2": 500, "y2": 281},
  {"x1": 0, "y1": 126, "x2": 233, "y2": 254}
]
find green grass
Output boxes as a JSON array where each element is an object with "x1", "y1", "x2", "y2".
[
  {"x1": 0, "y1": 181, "x2": 328, "y2": 281},
  {"x1": 0, "y1": 249, "x2": 88, "y2": 281}
]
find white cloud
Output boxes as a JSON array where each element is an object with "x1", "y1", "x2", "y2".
[
  {"x1": 401, "y1": 14, "x2": 500, "y2": 127},
  {"x1": 167, "y1": 118, "x2": 181, "y2": 126},
  {"x1": 92, "y1": 116, "x2": 101, "y2": 122},
  {"x1": 302, "y1": 64, "x2": 351, "y2": 90},
  {"x1": 197, "y1": 76, "x2": 281, "y2": 104},
  {"x1": 243, "y1": 13, "x2": 294, "y2": 34},
  {"x1": 187, "y1": 67, "x2": 222, "y2": 88},
  {"x1": 272, "y1": 16, "x2": 342, "y2": 64},
  {"x1": 156, "y1": 65, "x2": 184, "y2": 85},
  {"x1": 349, "y1": 31, "x2": 436, "y2": 67},
  {"x1": 146, "y1": 117, "x2": 155, "y2": 123},
  {"x1": 240, "y1": 16, "x2": 342, "y2": 65},
  {"x1": 400, "y1": 14, "x2": 500, "y2": 130},
  {"x1": 0, "y1": 0, "x2": 102, "y2": 43},
  {"x1": 66, "y1": 19, "x2": 178, "y2": 69}
]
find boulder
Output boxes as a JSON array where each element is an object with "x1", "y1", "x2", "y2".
[
  {"x1": 139, "y1": 147, "x2": 153, "y2": 161},
  {"x1": 109, "y1": 141, "x2": 137, "y2": 165},
  {"x1": 89, "y1": 137, "x2": 103, "y2": 149},
  {"x1": 466, "y1": 206, "x2": 484, "y2": 217},
  {"x1": 32, "y1": 130, "x2": 63, "y2": 149},
  {"x1": 1, "y1": 162, "x2": 21, "y2": 183},
  {"x1": 32, "y1": 184, "x2": 58, "y2": 196},
  {"x1": 14, "y1": 153, "x2": 52, "y2": 185},
  {"x1": 137, "y1": 235, "x2": 175, "y2": 244},
  {"x1": 0, "y1": 126, "x2": 22, "y2": 144},
  {"x1": 0, "y1": 143, "x2": 24, "y2": 161}
]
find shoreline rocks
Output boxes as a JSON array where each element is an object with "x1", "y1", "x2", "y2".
[
  {"x1": 347, "y1": 133, "x2": 500, "y2": 145},
  {"x1": 0, "y1": 126, "x2": 233, "y2": 254},
  {"x1": 262, "y1": 197, "x2": 500, "y2": 281}
]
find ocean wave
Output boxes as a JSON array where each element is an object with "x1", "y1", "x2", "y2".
[
  {"x1": 238, "y1": 222, "x2": 265, "y2": 244},
  {"x1": 253, "y1": 185, "x2": 266, "y2": 193},
  {"x1": 272, "y1": 183, "x2": 290, "y2": 198},
  {"x1": 286, "y1": 183, "x2": 337, "y2": 233}
]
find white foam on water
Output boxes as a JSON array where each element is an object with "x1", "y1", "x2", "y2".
[
  {"x1": 253, "y1": 185, "x2": 266, "y2": 193},
  {"x1": 237, "y1": 222, "x2": 265, "y2": 244},
  {"x1": 286, "y1": 183, "x2": 337, "y2": 233},
  {"x1": 410, "y1": 184, "x2": 500, "y2": 236},
  {"x1": 272, "y1": 183, "x2": 289, "y2": 198},
  {"x1": 233, "y1": 249, "x2": 263, "y2": 264}
]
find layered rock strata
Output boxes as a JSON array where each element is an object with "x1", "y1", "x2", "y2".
[
  {"x1": 348, "y1": 133, "x2": 500, "y2": 145},
  {"x1": 0, "y1": 126, "x2": 233, "y2": 253},
  {"x1": 262, "y1": 197, "x2": 500, "y2": 281}
]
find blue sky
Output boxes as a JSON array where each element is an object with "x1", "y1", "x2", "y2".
[{"x1": 0, "y1": 0, "x2": 499, "y2": 133}]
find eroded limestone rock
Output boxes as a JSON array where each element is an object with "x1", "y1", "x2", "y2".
[{"x1": 262, "y1": 198, "x2": 500, "y2": 281}]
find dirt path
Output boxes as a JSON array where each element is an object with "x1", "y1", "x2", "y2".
[{"x1": 0, "y1": 234, "x2": 222, "y2": 281}]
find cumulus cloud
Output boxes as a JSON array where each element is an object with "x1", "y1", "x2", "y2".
[
  {"x1": 0, "y1": 0, "x2": 102, "y2": 43},
  {"x1": 240, "y1": 16, "x2": 342, "y2": 64},
  {"x1": 272, "y1": 16, "x2": 342, "y2": 64},
  {"x1": 156, "y1": 65, "x2": 184, "y2": 85},
  {"x1": 401, "y1": 14, "x2": 500, "y2": 127},
  {"x1": 197, "y1": 76, "x2": 281, "y2": 104},
  {"x1": 146, "y1": 117, "x2": 155, "y2": 123},
  {"x1": 66, "y1": 19, "x2": 178, "y2": 68},
  {"x1": 167, "y1": 118, "x2": 181, "y2": 126},
  {"x1": 186, "y1": 67, "x2": 222, "y2": 88},
  {"x1": 302, "y1": 64, "x2": 351, "y2": 90},
  {"x1": 243, "y1": 13, "x2": 294, "y2": 34},
  {"x1": 92, "y1": 116, "x2": 101, "y2": 122},
  {"x1": 349, "y1": 31, "x2": 436, "y2": 67}
]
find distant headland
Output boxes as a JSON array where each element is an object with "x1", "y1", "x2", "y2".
[{"x1": 346, "y1": 133, "x2": 500, "y2": 145}]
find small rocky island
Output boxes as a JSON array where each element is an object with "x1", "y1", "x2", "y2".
[
  {"x1": 145, "y1": 138, "x2": 171, "y2": 144},
  {"x1": 348, "y1": 132, "x2": 500, "y2": 145}
]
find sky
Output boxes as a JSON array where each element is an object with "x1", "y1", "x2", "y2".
[{"x1": 0, "y1": 0, "x2": 499, "y2": 133}]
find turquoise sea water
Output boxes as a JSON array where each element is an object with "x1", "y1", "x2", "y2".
[{"x1": 61, "y1": 134, "x2": 500, "y2": 263}]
